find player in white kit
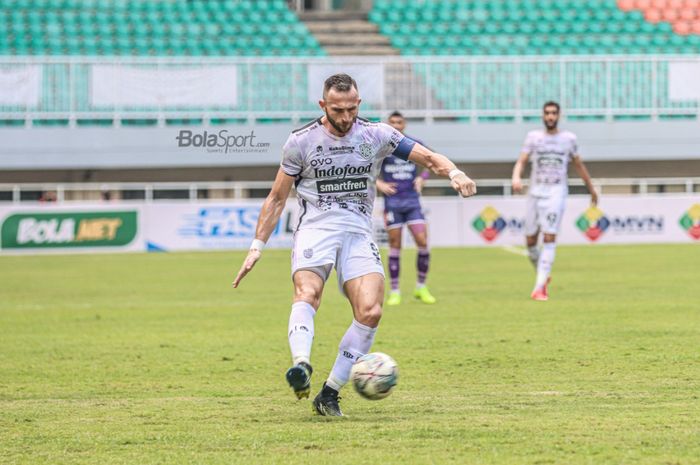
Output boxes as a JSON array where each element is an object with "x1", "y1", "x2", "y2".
[
  {"x1": 511, "y1": 101, "x2": 597, "y2": 301},
  {"x1": 232, "y1": 74, "x2": 476, "y2": 416}
]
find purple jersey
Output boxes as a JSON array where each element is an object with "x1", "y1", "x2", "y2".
[{"x1": 380, "y1": 136, "x2": 425, "y2": 210}]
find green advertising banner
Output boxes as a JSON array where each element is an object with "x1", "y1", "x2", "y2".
[{"x1": 1, "y1": 211, "x2": 138, "y2": 249}]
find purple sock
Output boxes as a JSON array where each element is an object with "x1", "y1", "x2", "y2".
[
  {"x1": 389, "y1": 248, "x2": 400, "y2": 291},
  {"x1": 417, "y1": 247, "x2": 430, "y2": 285}
]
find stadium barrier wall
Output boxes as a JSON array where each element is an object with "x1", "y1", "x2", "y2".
[
  {"x1": 0, "y1": 195, "x2": 698, "y2": 254},
  {"x1": 3, "y1": 122, "x2": 700, "y2": 172},
  {"x1": 1, "y1": 56, "x2": 699, "y2": 123}
]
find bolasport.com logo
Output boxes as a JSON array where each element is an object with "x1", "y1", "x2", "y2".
[
  {"x1": 175, "y1": 129, "x2": 271, "y2": 154},
  {"x1": 472, "y1": 206, "x2": 507, "y2": 242},
  {"x1": 679, "y1": 203, "x2": 700, "y2": 240},
  {"x1": 575, "y1": 206, "x2": 610, "y2": 241}
]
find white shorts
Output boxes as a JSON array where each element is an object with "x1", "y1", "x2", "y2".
[
  {"x1": 291, "y1": 228, "x2": 384, "y2": 292},
  {"x1": 524, "y1": 195, "x2": 566, "y2": 236}
]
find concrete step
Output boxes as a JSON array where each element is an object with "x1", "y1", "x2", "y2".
[
  {"x1": 305, "y1": 21, "x2": 379, "y2": 34},
  {"x1": 323, "y1": 45, "x2": 401, "y2": 56},
  {"x1": 299, "y1": 9, "x2": 399, "y2": 56},
  {"x1": 314, "y1": 33, "x2": 391, "y2": 46},
  {"x1": 298, "y1": 11, "x2": 368, "y2": 22}
]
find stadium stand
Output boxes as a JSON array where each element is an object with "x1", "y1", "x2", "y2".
[
  {"x1": 366, "y1": 0, "x2": 700, "y2": 117},
  {"x1": 0, "y1": 0, "x2": 697, "y2": 125},
  {"x1": 369, "y1": 0, "x2": 700, "y2": 56},
  {"x1": 0, "y1": 0, "x2": 323, "y2": 56}
]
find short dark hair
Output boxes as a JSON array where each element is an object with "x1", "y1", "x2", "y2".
[
  {"x1": 543, "y1": 101, "x2": 560, "y2": 112},
  {"x1": 323, "y1": 73, "x2": 358, "y2": 98},
  {"x1": 388, "y1": 111, "x2": 404, "y2": 119}
]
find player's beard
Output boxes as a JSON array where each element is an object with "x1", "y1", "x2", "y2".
[
  {"x1": 325, "y1": 110, "x2": 355, "y2": 135},
  {"x1": 544, "y1": 119, "x2": 558, "y2": 131}
]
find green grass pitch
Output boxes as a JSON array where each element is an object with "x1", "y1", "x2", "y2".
[{"x1": 1, "y1": 244, "x2": 699, "y2": 465}]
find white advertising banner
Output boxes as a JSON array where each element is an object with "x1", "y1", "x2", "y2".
[
  {"x1": 669, "y1": 62, "x2": 700, "y2": 101},
  {"x1": 307, "y1": 64, "x2": 384, "y2": 104},
  {"x1": 1, "y1": 195, "x2": 698, "y2": 255},
  {"x1": 143, "y1": 201, "x2": 299, "y2": 252},
  {"x1": 0, "y1": 204, "x2": 145, "y2": 254},
  {"x1": 91, "y1": 65, "x2": 238, "y2": 107},
  {"x1": 416, "y1": 195, "x2": 700, "y2": 247},
  {"x1": 0, "y1": 65, "x2": 41, "y2": 106}
]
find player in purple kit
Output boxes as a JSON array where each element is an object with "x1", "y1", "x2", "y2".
[{"x1": 376, "y1": 111, "x2": 436, "y2": 306}]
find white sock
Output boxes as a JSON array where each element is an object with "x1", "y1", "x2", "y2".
[
  {"x1": 535, "y1": 242, "x2": 556, "y2": 289},
  {"x1": 288, "y1": 301, "x2": 315, "y2": 365},
  {"x1": 326, "y1": 319, "x2": 377, "y2": 391},
  {"x1": 527, "y1": 245, "x2": 540, "y2": 268}
]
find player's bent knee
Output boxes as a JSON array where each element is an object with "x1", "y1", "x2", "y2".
[
  {"x1": 294, "y1": 284, "x2": 322, "y2": 309},
  {"x1": 543, "y1": 234, "x2": 557, "y2": 243},
  {"x1": 357, "y1": 303, "x2": 382, "y2": 328}
]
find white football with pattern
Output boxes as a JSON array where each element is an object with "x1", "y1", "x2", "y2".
[{"x1": 350, "y1": 352, "x2": 399, "y2": 400}]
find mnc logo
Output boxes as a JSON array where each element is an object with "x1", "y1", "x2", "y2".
[
  {"x1": 575, "y1": 206, "x2": 610, "y2": 241},
  {"x1": 679, "y1": 203, "x2": 700, "y2": 240},
  {"x1": 472, "y1": 206, "x2": 507, "y2": 242}
]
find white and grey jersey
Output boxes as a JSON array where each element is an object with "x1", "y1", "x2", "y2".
[
  {"x1": 521, "y1": 129, "x2": 580, "y2": 198},
  {"x1": 281, "y1": 117, "x2": 416, "y2": 234}
]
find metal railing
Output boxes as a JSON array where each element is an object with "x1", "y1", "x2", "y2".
[
  {"x1": 0, "y1": 55, "x2": 698, "y2": 126},
  {"x1": 1, "y1": 177, "x2": 698, "y2": 204}
]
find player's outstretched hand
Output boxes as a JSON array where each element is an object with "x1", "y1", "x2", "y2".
[
  {"x1": 590, "y1": 190, "x2": 599, "y2": 206},
  {"x1": 232, "y1": 249, "x2": 262, "y2": 288},
  {"x1": 451, "y1": 172, "x2": 477, "y2": 197}
]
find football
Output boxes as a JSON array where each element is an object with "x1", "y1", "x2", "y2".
[{"x1": 350, "y1": 352, "x2": 399, "y2": 400}]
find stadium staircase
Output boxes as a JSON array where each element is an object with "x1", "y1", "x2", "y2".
[
  {"x1": 299, "y1": 10, "x2": 434, "y2": 116},
  {"x1": 299, "y1": 10, "x2": 398, "y2": 56}
]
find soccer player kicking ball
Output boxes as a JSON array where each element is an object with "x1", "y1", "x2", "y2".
[
  {"x1": 233, "y1": 74, "x2": 476, "y2": 416},
  {"x1": 511, "y1": 101, "x2": 597, "y2": 301},
  {"x1": 376, "y1": 111, "x2": 435, "y2": 306}
]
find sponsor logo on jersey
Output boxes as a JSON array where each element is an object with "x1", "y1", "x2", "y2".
[
  {"x1": 328, "y1": 145, "x2": 355, "y2": 155},
  {"x1": 313, "y1": 163, "x2": 372, "y2": 180},
  {"x1": 679, "y1": 204, "x2": 700, "y2": 240},
  {"x1": 316, "y1": 178, "x2": 368, "y2": 194},
  {"x1": 383, "y1": 159, "x2": 416, "y2": 181},
  {"x1": 390, "y1": 131, "x2": 402, "y2": 148},
  {"x1": 1, "y1": 211, "x2": 137, "y2": 249}
]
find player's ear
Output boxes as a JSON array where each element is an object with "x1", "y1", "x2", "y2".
[{"x1": 318, "y1": 99, "x2": 326, "y2": 110}]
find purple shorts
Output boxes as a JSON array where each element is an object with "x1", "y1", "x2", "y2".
[{"x1": 384, "y1": 205, "x2": 425, "y2": 230}]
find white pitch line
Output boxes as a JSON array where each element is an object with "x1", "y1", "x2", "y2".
[{"x1": 501, "y1": 245, "x2": 528, "y2": 257}]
